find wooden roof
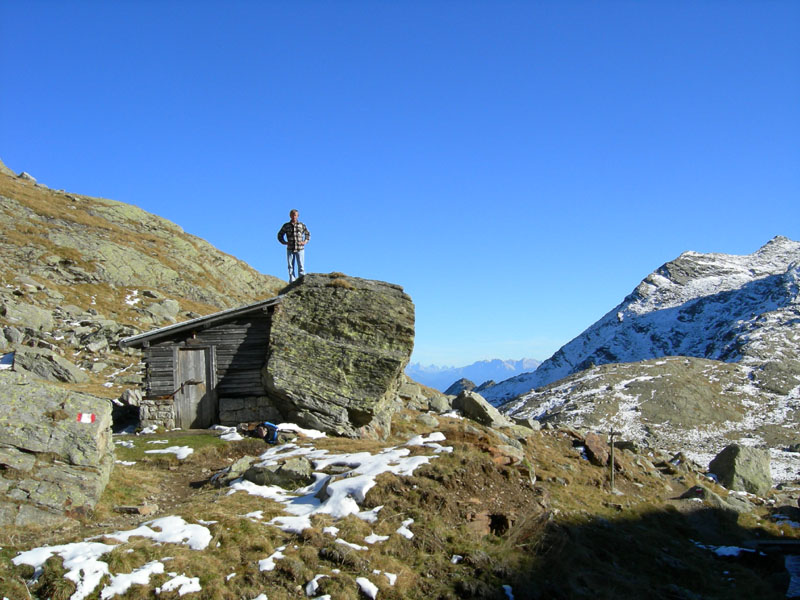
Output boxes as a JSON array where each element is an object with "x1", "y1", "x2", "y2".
[{"x1": 119, "y1": 295, "x2": 282, "y2": 349}]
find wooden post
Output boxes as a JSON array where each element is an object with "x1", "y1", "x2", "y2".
[{"x1": 609, "y1": 428, "x2": 616, "y2": 492}]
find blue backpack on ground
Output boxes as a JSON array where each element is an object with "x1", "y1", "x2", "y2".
[{"x1": 260, "y1": 421, "x2": 279, "y2": 444}]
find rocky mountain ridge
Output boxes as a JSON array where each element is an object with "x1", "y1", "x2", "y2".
[
  {"x1": 483, "y1": 236, "x2": 800, "y2": 403},
  {"x1": 481, "y1": 237, "x2": 800, "y2": 482}
]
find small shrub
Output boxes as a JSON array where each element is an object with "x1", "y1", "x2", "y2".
[{"x1": 325, "y1": 278, "x2": 354, "y2": 290}]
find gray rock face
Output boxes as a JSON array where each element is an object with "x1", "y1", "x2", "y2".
[
  {"x1": 1, "y1": 299, "x2": 54, "y2": 331},
  {"x1": 452, "y1": 390, "x2": 513, "y2": 428},
  {"x1": 13, "y1": 347, "x2": 89, "y2": 383},
  {"x1": 244, "y1": 457, "x2": 314, "y2": 489},
  {"x1": 0, "y1": 372, "x2": 114, "y2": 525},
  {"x1": 709, "y1": 444, "x2": 773, "y2": 496},
  {"x1": 263, "y1": 274, "x2": 415, "y2": 438},
  {"x1": 444, "y1": 378, "x2": 475, "y2": 396}
]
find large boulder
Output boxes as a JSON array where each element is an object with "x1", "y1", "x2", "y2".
[
  {"x1": 0, "y1": 372, "x2": 114, "y2": 526},
  {"x1": 263, "y1": 274, "x2": 415, "y2": 438},
  {"x1": 708, "y1": 444, "x2": 772, "y2": 496}
]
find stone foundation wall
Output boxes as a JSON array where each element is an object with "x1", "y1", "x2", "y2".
[
  {"x1": 139, "y1": 398, "x2": 175, "y2": 429},
  {"x1": 219, "y1": 396, "x2": 282, "y2": 426}
]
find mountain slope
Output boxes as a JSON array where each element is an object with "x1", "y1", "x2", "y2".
[
  {"x1": 0, "y1": 158, "x2": 284, "y2": 316},
  {"x1": 483, "y1": 236, "x2": 800, "y2": 404},
  {"x1": 0, "y1": 158, "x2": 284, "y2": 393},
  {"x1": 406, "y1": 358, "x2": 540, "y2": 392}
]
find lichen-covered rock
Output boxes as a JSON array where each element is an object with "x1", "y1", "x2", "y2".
[
  {"x1": 244, "y1": 457, "x2": 314, "y2": 489},
  {"x1": 453, "y1": 390, "x2": 513, "y2": 428},
  {"x1": 263, "y1": 274, "x2": 415, "y2": 438},
  {"x1": 0, "y1": 371, "x2": 114, "y2": 525},
  {"x1": 13, "y1": 347, "x2": 89, "y2": 383}
]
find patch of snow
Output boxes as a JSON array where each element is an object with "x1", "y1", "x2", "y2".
[
  {"x1": 210, "y1": 425, "x2": 243, "y2": 441},
  {"x1": 364, "y1": 532, "x2": 389, "y2": 544},
  {"x1": 100, "y1": 560, "x2": 164, "y2": 599},
  {"x1": 115, "y1": 460, "x2": 136, "y2": 466},
  {"x1": 158, "y1": 573, "x2": 201, "y2": 596},
  {"x1": 323, "y1": 526, "x2": 339, "y2": 537},
  {"x1": 258, "y1": 546, "x2": 286, "y2": 572},
  {"x1": 305, "y1": 573, "x2": 328, "y2": 596},
  {"x1": 356, "y1": 577, "x2": 379, "y2": 599},
  {"x1": 124, "y1": 290, "x2": 141, "y2": 306},
  {"x1": 336, "y1": 538, "x2": 368, "y2": 551},
  {"x1": 145, "y1": 446, "x2": 193, "y2": 460},
  {"x1": 106, "y1": 516, "x2": 212, "y2": 550},
  {"x1": 13, "y1": 541, "x2": 116, "y2": 600},
  {"x1": 277, "y1": 422, "x2": 327, "y2": 439},
  {"x1": 397, "y1": 518, "x2": 414, "y2": 539}
]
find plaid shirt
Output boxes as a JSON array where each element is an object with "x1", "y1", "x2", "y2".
[{"x1": 277, "y1": 221, "x2": 310, "y2": 253}]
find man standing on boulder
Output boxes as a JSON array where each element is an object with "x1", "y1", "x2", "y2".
[{"x1": 277, "y1": 209, "x2": 310, "y2": 283}]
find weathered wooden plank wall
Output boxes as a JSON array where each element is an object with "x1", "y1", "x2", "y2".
[{"x1": 142, "y1": 311, "x2": 272, "y2": 398}]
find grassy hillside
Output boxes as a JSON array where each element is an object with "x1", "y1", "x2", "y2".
[{"x1": 0, "y1": 412, "x2": 795, "y2": 599}]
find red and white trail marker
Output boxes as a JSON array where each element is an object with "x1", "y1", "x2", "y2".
[{"x1": 77, "y1": 413, "x2": 96, "y2": 424}]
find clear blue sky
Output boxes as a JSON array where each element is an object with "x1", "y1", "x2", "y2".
[{"x1": 2, "y1": 1, "x2": 798, "y2": 367}]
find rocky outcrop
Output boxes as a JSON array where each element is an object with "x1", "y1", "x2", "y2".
[
  {"x1": 0, "y1": 372, "x2": 114, "y2": 526},
  {"x1": 452, "y1": 390, "x2": 513, "y2": 428},
  {"x1": 263, "y1": 274, "x2": 415, "y2": 438},
  {"x1": 502, "y1": 356, "x2": 799, "y2": 475},
  {"x1": 444, "y1": 378, "x2": 475, "y2": 396}
]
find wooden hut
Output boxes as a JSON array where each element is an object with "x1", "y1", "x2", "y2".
[{"x1": 119, "y1": 296, "x2": 281, "y2": 429}]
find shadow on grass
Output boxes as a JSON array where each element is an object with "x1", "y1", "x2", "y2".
[{"x1": 502, "y1": 505, "x2": 790, "y2": 600}]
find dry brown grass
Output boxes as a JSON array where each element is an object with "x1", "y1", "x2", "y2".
[{"x1": 1, "y1": 418, "x2": 796, "y2": 600}]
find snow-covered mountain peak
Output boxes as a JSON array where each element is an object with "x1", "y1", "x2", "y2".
[
  {"x1": 627, "y1": 236, "x2": 800, "y2": 317},
  {"x1": 481, "y1": 236, "x2": 800, "y2": 404}
]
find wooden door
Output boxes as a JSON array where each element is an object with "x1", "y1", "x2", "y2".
[{"x1": 175, "y1": 348, "x2": 214, "y2": 428}]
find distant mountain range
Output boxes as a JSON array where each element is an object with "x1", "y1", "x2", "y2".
[{"x1": 406, "y1": 358, "x2": 540, "y2": 392}]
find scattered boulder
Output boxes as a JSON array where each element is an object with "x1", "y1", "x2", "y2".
[
  {"x1": 12, "y1": 347, "x2": 89, "y2": 383},
  {"x1": 263, "y1": 274, "x2": 415, "y2": 438},
  {"x1": 428, "y1": 394, "x2": 452, "y2": 413},
  {"x1": 511, "y1": 415, "x2": 541, "y2": 431},
  {"x1": 0, "y1": 299, "x2": 54, "y2": 332},
  {"x1": 416, "y1": 413, "x2": 439, "y2": 428},
  {"x1": 452, "y1": 390, "x2": 513, "y2": 428},
  {"x1": 396, "y1": 375, "x2": 431, "y2": 411},
  {"x1": 18, "y1": 171, "x2": 37, "y2": 183},
  {"x1": 145, "y1": 298, "x2": 181, "y2": 323},
  {"x1": 212, "y1": 455, "x2": 259, "y2": 488},
  {"x1": 678, "y1": 484, "x2": 754, "y2": 515},
  {"x1": 244, "y1": 457, "x2": 315, "y2": 489},
  {"x1": 0, "y1": 372, "x2": 114, "y2": 525},
  {"x1": 708, "y1": 444, "x2": 772, "y2": 496},
  {"x1": 584, "y1": 432, "x2": 610, "y2": 466}
]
